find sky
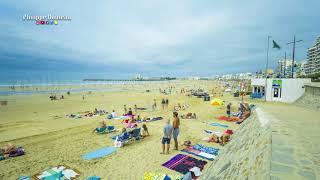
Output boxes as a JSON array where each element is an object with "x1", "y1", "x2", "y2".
[{"x1": 0, "y1": 0, "x2": 319, "y2": 82}]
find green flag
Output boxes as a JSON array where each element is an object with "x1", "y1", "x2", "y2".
[{"x1": 272, "y1": 40, "x2": 281, "y2": 49}]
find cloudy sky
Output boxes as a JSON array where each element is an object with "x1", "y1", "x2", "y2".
[{"x1": 0, "y1": 0, "x2": 319, "y2": 82}]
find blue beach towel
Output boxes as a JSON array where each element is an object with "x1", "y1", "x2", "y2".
[
  {"x1": 193, "y1": 144, "x2": 219, "y2": 156},
  {"x1": 86, "y1": 176, "x2": 101, "y2": 180},
  {"x1": 210, "y1": 123, "x2": 229, "y2": 128},
  {"x1": 82, "y1": 147, "x2": 117, "y2": 160}
]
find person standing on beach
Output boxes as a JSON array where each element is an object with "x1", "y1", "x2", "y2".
[
  {"x1": 152, "y1": 99, "x2": 157, "y2": 110},
  {"x1": 227, "y1": 103, "x2": 232, "y2": 117},
  {"x1": 161, "y1": 99, "x2": 165, "y2": 110},
  {"x1": 124, "y1": 105, "x2": 127, "y2": 114},
  {"x1": 172, "y1": 112, "x2": 180, "y2": 150},
  {"x1": 82, "y1": 95, "x2": 85, "y2": 100},
  {"x1": 161, "y1": 119, "x2": 173, "y2": 154},
  {"x1": 165, "y1": 99, "x2": 169, "y2": 108},
  {"x1": 134, "y1": 104, "x2": 138, "y2": 114}
]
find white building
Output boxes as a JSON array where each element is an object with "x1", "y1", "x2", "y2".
[
  {"x1": 305, "y1": 36, "x2": 320, "y2": 75},
  {"x1": 251, "y1": 78, "x2": 311, "y2": 103}
]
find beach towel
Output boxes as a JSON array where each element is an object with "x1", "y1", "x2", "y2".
[
  {"x1": 112, "y1": 116, "x2": 128, "y2": 120},
  {"x1": 162, "y1": 154, "x2": 207, "y2": 179},
  {"x1": 86, "y1": 176, "x2": 101, "y2": 180},
  {"x1": 82, "y1": 147, "x2": 117, "y2": 160},
  {"x1": 18, "y1": 176, "x2": 30, "y2": 180},
  {"x1": 203, "y1": 130, "x2": 223, "y2": 137},
  {"x1": 210, "y1": 123, "x2": 229, "y2": 128},
  {"x1": 143, "y1": 172, "x2": 182, "y2": 180},
  {"x1": 192, "y1": 144, "x2": 219, "y2": 156},
  {"x1": 181, "y1": 146, "x2": 216, "y2": 160},
  {"x1": 181, "y1": 144, "x2": 219, "y2": 161},
  {"x1": 33, "y1": 164, "x2": 80, "y2": 180},
  {"x1": 217, "y1": 116, "x2": 239, "y2": 122}
]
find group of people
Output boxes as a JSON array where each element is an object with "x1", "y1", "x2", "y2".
[
  {"x1": 161, "y1": 112, "x2": 180, "y2": 154},
  {"x1": 173, "y1": 103, "x2": 188, "y2": 111},
  {"x1": 226, "y1": 102, "x2": 252, "y2": 124},
  {"x1": 161, "y1": 98, "x2": 169, "y2": 110}
]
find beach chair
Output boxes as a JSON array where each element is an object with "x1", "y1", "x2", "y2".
[
  {"x1": 114, "y1": 132, "x2": 130, "y2": 147},
  {"x1": 97, "y1": 126, "x2": 116, "y2": 134},
  {"x1": 130, "y1": 128, "x2": 141, "y2": 140}
]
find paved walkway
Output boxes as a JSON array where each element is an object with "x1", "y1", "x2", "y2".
[{"x1": 260, "y1": 103, "x2": 320, "y2": 180}]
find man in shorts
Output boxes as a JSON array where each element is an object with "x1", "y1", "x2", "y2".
[
  {"x1": 161, "y1": 119, "x2": 173, "y2": 154},
  {"x1": 172, "y1": 112, "x2": 180, "y2": 150}
]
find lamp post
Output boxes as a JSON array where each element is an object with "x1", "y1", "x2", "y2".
[{"x1": 287, "y1": 35, "x2": 302, "y2": 78}]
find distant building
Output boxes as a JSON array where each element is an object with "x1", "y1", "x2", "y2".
[
  {"x1": 276, "y1": 59, "x2": 296, "y2": 78},
  {"x1": 296, "y1": 60, "x2": 307, "y2": 77},
  {"x1": 305, "y1": 36, "x2": 320, "y2": 75}
]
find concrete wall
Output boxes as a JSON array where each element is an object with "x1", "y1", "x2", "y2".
[
  {"x1": 202, "y1": 109, "x2": 271, "y2": 180},
  {"x1": 295, "y1": 83, "x2": 320, "y2": 111}
]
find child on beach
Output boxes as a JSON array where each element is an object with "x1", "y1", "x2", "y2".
[{"x1": 141, "y1": 124, "x2": 149, "y2": 137}]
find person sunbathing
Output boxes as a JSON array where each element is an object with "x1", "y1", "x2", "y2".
[
  {"x1": 180, "y1": 113, "x2": 197, "y2": 119},
  {"x1": 141, "y1": 124, "x2": 149, "y2": 137},
  {"x1": 121, "y1": 127, "x2": 127, "y2": 134},
  {"x1": 208, "y1": 134, "x2": 221, "y2": 143},
  {"x1": 92, "y1": 121, "x2": 107, "y2": 133},
  {"x1": 236, "y1": 110, "x2": 251, "y2": 124},
  {"x1": 0, "y1": 144, "x2": 16, "y2": 155},
  {"x1": 127, "y1": 108, "x2": 133, "y2": 116}
]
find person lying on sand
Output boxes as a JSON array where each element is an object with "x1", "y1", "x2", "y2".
[
  {"x1": 92, "y1": 121, "x2": 107, "y2": 133},
  {"x1": 236, "y1": 110, "x2": 251, "y2": 124},
  {"x1": 180, "y1": 113, "x2": 197, "y2": 119},
  {"x1": 207, "y1": 129, "x2": 233, "y2": 146},
  {"x1": 121, "y1": 127, "x2": 127, "y2": 134},
  {"x1": 0, "y1": 144, "x2": 16, "y2": 155}
]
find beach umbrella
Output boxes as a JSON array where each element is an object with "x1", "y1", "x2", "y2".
[{"x1": 210, "y1": 98, "x2": 224, "y2": 106}]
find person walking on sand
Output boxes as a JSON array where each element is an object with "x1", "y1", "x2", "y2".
[
  {"x1": 227, "y1": 103, "x2": 232, "y2": 118},
  {"x1": 172, "y1": 112, "x2": 180, "y2": 150},
  {"x1": 161, "y1": 119, "x2": 173, "y2": 154},
  {"x1": 124, "y1": 105, "x2": 127, "y2": 114},
  {"x1": 134, "y1": 104, "x2": 138, "y2": 114},
  {"x1": 152, "y1": 99, "x2": 157, "y2": 110},
  {"x1": 161, "y1": 98, "x2": 165, "y2": 110},
  {"x1": 165, "y1": 98, "x2": 169, "y2": 108},
  {"x1": 82, "y1": 95, "x2": 85, "y2": 100}
]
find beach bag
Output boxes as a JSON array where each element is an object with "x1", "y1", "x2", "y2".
[{"x1": 114, "y1": 137, "x2": 123, "y2": 148}]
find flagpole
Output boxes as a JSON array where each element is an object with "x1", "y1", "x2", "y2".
[
  {"x1": 265, "y1": 36, "x2": 271, "y2": 101},
  {"x1": 284, "y1": 51, "x2": 286, "y2": 78}
]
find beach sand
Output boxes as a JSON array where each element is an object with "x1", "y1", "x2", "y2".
[
  {"x1": 0, "y1": 81, "x2": 312, "y2": 179},
  {"x1": 0, "y1": 81, "x2": 257, "y2": 179}
]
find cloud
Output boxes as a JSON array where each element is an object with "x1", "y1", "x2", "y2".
[{"x1": 0, "y1": 0, "x2": 320, "y2": 81}]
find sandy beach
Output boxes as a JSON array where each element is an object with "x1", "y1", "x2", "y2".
[{"x1": 0, "y1": 80, "x2": 242, "y2": 179}]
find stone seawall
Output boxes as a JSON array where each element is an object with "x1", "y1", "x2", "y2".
[
  {"x1": 202, "y1": 108, "x2": 272, "y2": 180},
  {"x1": 294, "y1": 94, "x2": 320, "y2": 111}
]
